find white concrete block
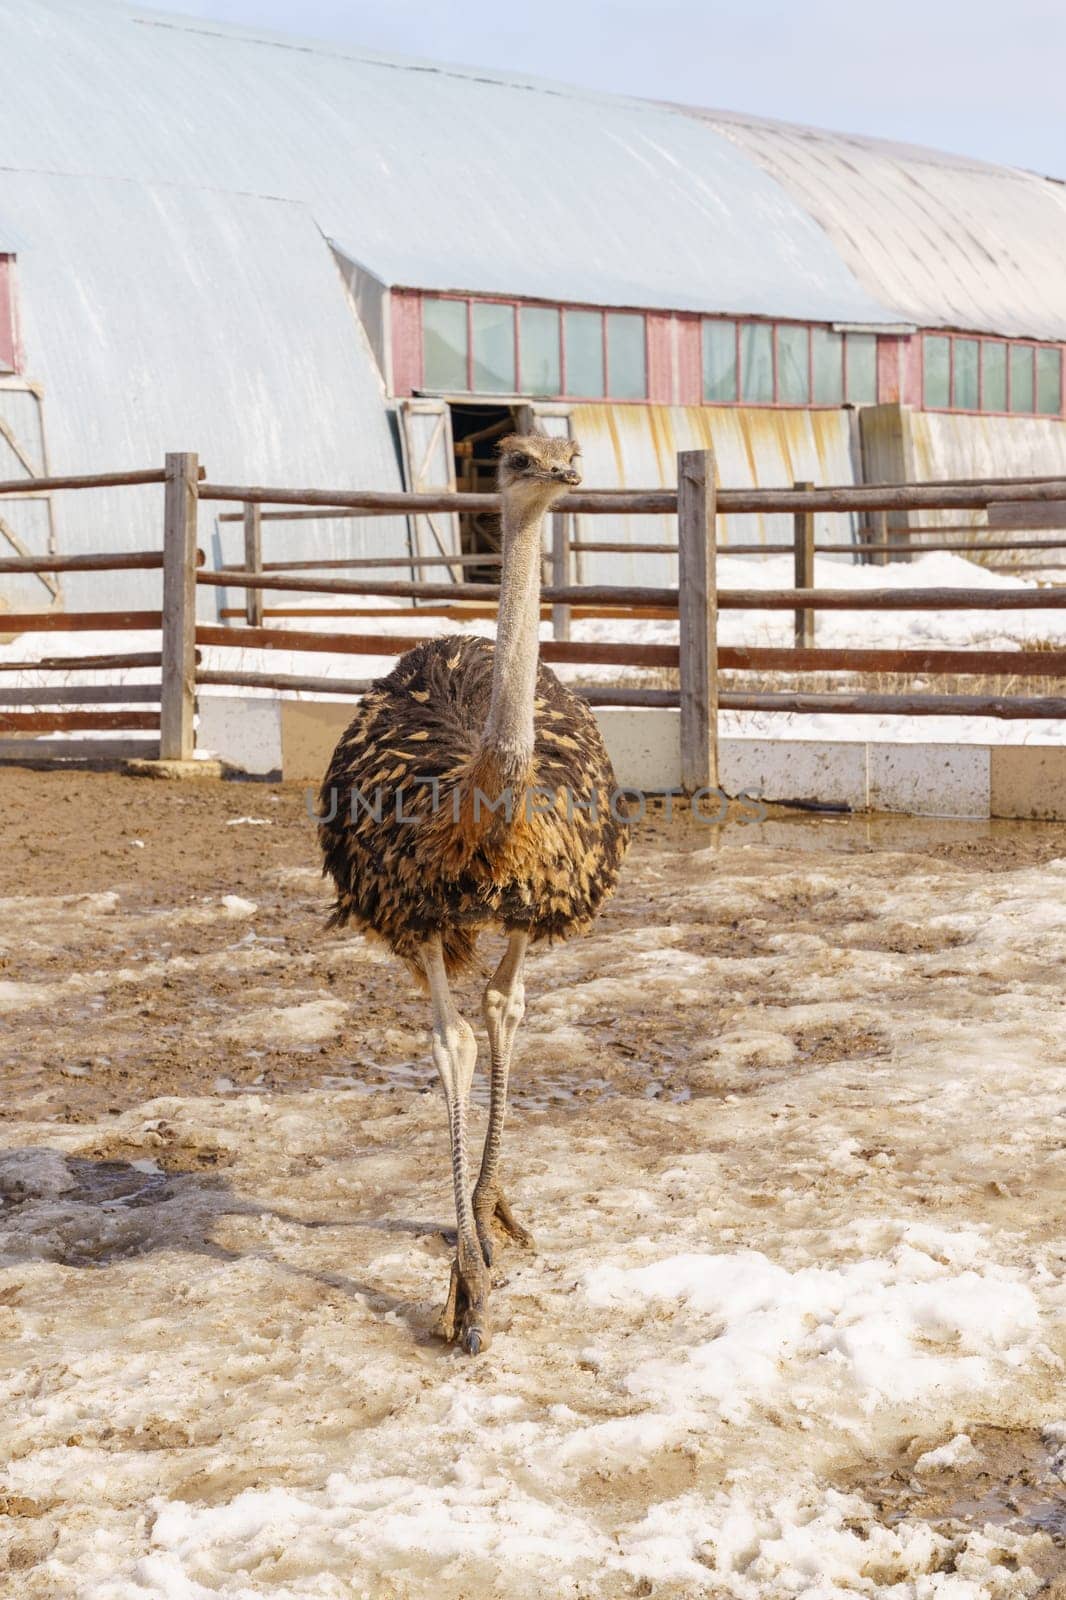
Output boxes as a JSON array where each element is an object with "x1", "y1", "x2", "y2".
[
  {"x1": 868, "y1": 743, "x2": 990, "y2": 818},
  {"x1": 197, "y1": 694, "x2": 282, "y2": 777},
  {"x1": 719, "y1": 739, "x2": 868, "y2": 810},
  {"x1": 594, "y1": 708, "x2": 680, "y2": 792}
]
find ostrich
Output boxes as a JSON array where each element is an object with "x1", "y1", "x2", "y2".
[{"x1": 319, "y1": 433, "x2": 629, "y2": 1354}]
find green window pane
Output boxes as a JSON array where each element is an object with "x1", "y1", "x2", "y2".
[
  {"x1": 1009, "y1": 344, "x2": 1034, "y2": 412},
  {"x1": 1036, "y1": 346, "x2": 1062, "y2": 415},
  {"x1": 845, "y1": 332, "x2": 878, "y2": 403},
  {"x1": 423, "y1": 298, "x2": 467, "y2": 391},
  {"x1": 812, "y1": 327, "x2": 843, "y2": 404},
  {"x1": 564, "y1": 310, "x2": 604, "y2": 396},
  {"x1": 952, "y1": 338, "x2": 979, "y2": 410},
  {"x1": 777, "y1": 324, "x2": 809, "y2": 403},
  {"x1": 982, "y1": 341, "x2": 1007, "y2": 411},
  {"x1": 923, "y1": 336, "x2": 950, "y2": 408},
  {"x1": 519, "y1": 305, "x2": 560, "y2": 395},
  {"x1": 702, "y1": 320, "x2": 737, "y2": 402},
  {"x1": 606, "y1": 312, "x2": 646, "y2": 399},
  {"x1": 471, "y1": 302, "x2": 515, "y2": 393},
  {"x1": 740, "y1": 323, "x2": 774, "y2": 402}
]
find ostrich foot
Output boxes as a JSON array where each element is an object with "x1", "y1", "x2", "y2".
[
  {"x1": 473, "y1": 1184, "x2": 536, "y2": 1268},
  {"x1": 434, "y1": 1253, "x2": 492, "y2": 1355}
]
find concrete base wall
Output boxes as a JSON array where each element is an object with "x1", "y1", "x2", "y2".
[{"x1": 201, "y1": 696, "x2": 1066, "y2": 822}]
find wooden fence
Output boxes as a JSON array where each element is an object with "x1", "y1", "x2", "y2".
[
  {"x1": 3, "y1": 451, "x2": 1066, "y2": 788},
  {"x1": 0, "y1": 456, "x2": 205, "y2": 763}
]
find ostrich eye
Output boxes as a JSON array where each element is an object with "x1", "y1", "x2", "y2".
[{"x1": 509, "y1": 453, "x2": 530, "y2": 471}]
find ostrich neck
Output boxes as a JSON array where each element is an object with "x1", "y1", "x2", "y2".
[{"x1": 479, "y1": 493, "x2": 548, "y2": 783}]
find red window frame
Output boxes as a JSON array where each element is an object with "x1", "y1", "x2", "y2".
[
  {"x1": 419, "y1": 292, "x2": 650, "y2": 402},
  {"x1": 700, "y1": 318, "x2": 871, "y2": 408},
  {"x1": 921, "y1": 330, "x2": 1064, "y2": 417}
]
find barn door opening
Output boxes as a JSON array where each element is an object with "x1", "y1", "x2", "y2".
[{"x1": 449, "y1": 402, "x2": 518, "y2": 583}]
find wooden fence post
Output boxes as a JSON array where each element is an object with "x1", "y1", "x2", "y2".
[
  {"x1": 551, "y1": 510, "x2": 571, "y2": 641},
  {"x1": 678, "y1": 448, "x2": 718, "y2": 795},
  {"x1": 793, "y1": 480, "x2": 815, "y2": 648},
  {"x1": 160, "y1": 452, "x2": 199, "y2": 761},
  {"x1": 243, "y1": 501, "x2": 263, "y2": 626}
]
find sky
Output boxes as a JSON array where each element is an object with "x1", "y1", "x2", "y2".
[{"x1": 153, "y1": 0, "x2": 1066, "y2": 178}]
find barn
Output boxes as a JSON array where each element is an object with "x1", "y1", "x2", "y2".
[{"x1": 3, "y1": 0, "x2": 1066, "y2": 612}]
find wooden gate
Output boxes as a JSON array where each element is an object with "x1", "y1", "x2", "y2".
[
  {"x1": 397, "y1": 398, "x2": 462, "y2": 582},
  {"x1": 0, "y1": 378, "x2": 58, "y2": 613}
]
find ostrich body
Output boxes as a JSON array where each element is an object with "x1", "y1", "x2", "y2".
[{"x1": 319, "y1": 434, "x2": 628, "y2": 1353}]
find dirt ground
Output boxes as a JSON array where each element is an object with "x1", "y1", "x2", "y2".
[{"x1": 0, "y1": 767, "x2": 1064, "y2": 1598}]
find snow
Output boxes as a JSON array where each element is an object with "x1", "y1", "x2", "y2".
[
  {"x1": 220, "y1": 894, "x2": 258, "y2": 918},
  {"x1": 222, "y1": 999, "x2": 349, "y2": 1047},
  {"x1": 2, "y1": 827, "x2": 1065, "y2": 1595},
  {"x1": 3, "y1": 553, "x2": 1063, "y2": 746},
  {"x1": 915, "y1": 1434, "x2": 980, "y2": 1472},
  {"x1": 584, "y1": 1236, "x2": 1042, "y2": 1424}
]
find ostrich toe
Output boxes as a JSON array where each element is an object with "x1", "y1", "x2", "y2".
[
  {"x1": 473, "y1": 1185, "x2": 536, "y2": 1268},
  {"x1": 435, "y1": 1254, "x2": 493, "y2": 1355}
]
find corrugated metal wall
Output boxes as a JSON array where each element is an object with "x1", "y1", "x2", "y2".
[
  {"x1": 0, "y1": 172, "x2": 409, "y2": 611},
  {"x1": 569, "y1": 403, "x2": 860, "y2": 585}
]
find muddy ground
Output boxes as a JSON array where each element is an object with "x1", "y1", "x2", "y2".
[{"x1": 0, "y1": 768, "x2": 1064, "y2": 1598}]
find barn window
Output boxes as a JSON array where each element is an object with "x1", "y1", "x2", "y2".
[
  {"x1": 1009, "y1": 344, "x2": 1035, "y2": 413},
  {"x1": 564, "y1": 309, "x2": 604, "y2": 398},
  {"x1": 740, "y1": 323, "x2": 774, "y2": 402},
  {"x1": 777, "y1": 324, "x2": 809, "y2": 403},
  {"x1": 952, "y1": 338, "x2": 979, "y2": 410},
  {"x1": 1036, "y1": 346, "x2": 1062, "y2": 415},
  {"x1": 812, "y1": 328, "x2": 843, "y2": 404},
  {"x1": 845, "y1": 333, "x2": 878, "y2": 403},
  {"x1": 921, "y1": 330, "x2": 1063, "y2": 415},
  {"x1": 982, "y1": 341, "x2": 1008, "y2": 411},
  {"x1": 606, "y1": 313, "x2": 646, "y2": 400},
  {"x1": 923, "y1": 336, "x2": 951, "y2": 408},
  {"x1": 698, "y1": 318, "x2": 876, "y2": 407},
  {"x1": 423, "y1": 297, "x2": 467, "y2": 391},
  {"x1": 702, "y1": 319, "x2": 738, "y2": 402},
  {"x1": 520, "y1": 305, "x2": 561, "y2": 394},
  {"x1": 471, "y1": 302, "x2": 515, "y2": 392}
]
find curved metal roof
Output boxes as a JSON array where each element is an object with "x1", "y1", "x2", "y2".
[
  {"x1": 0, "y1": 0, "x2": 891, "y2": 325},
  {"x1": 6, "y1": 0, "x2": 1064, "y2": 340},
  {"x1": 692, "y1": 109, "x2": 1066, "y2": 342}
]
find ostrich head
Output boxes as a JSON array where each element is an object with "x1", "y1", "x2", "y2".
[{"x1": 497, "y1": 433, "x2": 582, "y2": 504}]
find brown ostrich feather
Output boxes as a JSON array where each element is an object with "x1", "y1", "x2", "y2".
[{"x1": 318, "y1": 634, "x2": 629, "y2": 980}]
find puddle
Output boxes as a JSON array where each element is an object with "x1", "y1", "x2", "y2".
[
  {"x1": 856, "y1": 1426, "x2": 1065, "y2": 1563},
  {"x1": 64, "y1": 1157, "x2": 173, "y2": 1209}
]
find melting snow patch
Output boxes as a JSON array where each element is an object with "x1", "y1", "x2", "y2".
[
  {"x1": 584, "y1": 1234, "x2": 1042, "y2": 1422},
  {"x1": 225, "y1": 817, "x2": 273, "y2": 827},
  {"x1": 222, "y1": 1000, "x2": 348, "y2": 1047},
  {"x1": 220, "y1": 895, "x2": 258, "y2": 918},
  {"x1": 614, "y1": 1480, "x2": 1041, "y2": 1597},
  {"x1": 915, "y1": 1433, "x2": 980, "y2": 1472}
]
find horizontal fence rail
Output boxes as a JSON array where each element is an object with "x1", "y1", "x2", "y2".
[
  {"x1": 0, "y1": 467, "x2": 172, "y2": 497},
  {"x1": 7, "y1": 610, "x2": 164, "y2": 631},
  {"x1": 0, "y1": 551, "x2": 169, "y2": 574},
  {"x1": 717, "y1": 690, "x2": 1066, "y2": 719},
  {"x1": 0, "y1": 710, "x2": 163, "y2": 733},
  {"x1": 0, "y1": 685, "x2": 163, "y2": 705},
  {"x1": 3, "y1": 451, "x2": 1066, "y2": 775},
  {"x1": 199, "y1": 476, "x2": 1066, "y2": 516}
]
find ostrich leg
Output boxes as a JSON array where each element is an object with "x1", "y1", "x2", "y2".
[
  {"x1": 421, "y1": 935, "x2": 492, "y2": 1354},
  {"x1": 473, "y1": 929, "x2": 535, "y2": 1267}
]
